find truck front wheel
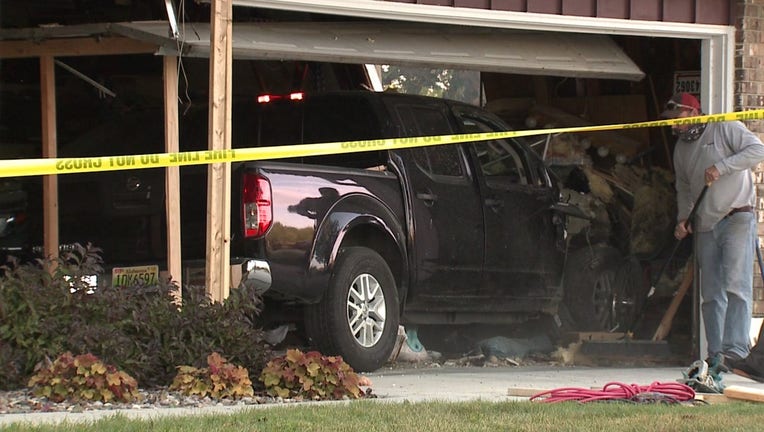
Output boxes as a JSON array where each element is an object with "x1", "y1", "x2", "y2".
[
  {"x1": 563, "y1": 244, "x2": 642, "y2": 332},
  {"x1": 304, "y1": 247, "x2": 400, "y2": 372}
]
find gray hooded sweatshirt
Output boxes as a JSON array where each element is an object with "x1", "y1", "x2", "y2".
[{"x1": 673, "y1": 120, "x2": 764, "y2": 232}]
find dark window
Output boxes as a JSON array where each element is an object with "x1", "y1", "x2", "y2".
[
  {"x1": 303, "y1": 96, "x2": 381, "y2": 144},
  {"x1": 255, "y1": 103, "x2": 303, "y2": 147},
  {"x1": 454, "y1": 110, "x2": 539, "y2": 186},
  {"x1": 251, "y1": 95, "x2": 387, "y2": 168},
  {"x1": 396, "y1": 104, "x2": 464, "y2": 178},
  {"x1": 473, "y1": 140, "x2": 528, "y2": 185}
]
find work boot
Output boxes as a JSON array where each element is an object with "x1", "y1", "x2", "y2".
[
  {"x1": 729, "y1": 355, "x2": 764, "y2": 383},
  {"x1": 706, "y1": 352, "x2": 744, "y2": 374}
]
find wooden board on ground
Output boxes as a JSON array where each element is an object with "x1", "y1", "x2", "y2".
[
  {"x1": 724, "y1": 385, "x2": 764, "y2": 403},
  {"x1": 507, "y1": 387, "x2": 550, "y2": 398},
  {"x1": 695, "y1": 393, "x2": 730, "y2": 404}
]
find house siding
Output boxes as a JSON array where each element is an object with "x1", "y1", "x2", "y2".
[
  {"x1": 737, "y1": 0, "x2": 764, "y2": 315},
  {"x1": 384, "y1": 0, "x2": 734, "y2": 25}
]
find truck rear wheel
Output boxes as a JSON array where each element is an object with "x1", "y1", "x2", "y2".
[{"x1": 304, "y1": 247, "x2": 400, "y2": 372}]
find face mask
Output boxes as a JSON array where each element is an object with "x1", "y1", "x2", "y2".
[{"x1": 675, "y1": 123, "x2": 706, "y2": 142}]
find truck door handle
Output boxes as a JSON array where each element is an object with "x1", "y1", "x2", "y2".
[
  {"x1": 485, "y1": 198, "x2": 503, "y2": 211},
  {"x1": 416, "y1": 191, "x2": 438, "y2": 206}
]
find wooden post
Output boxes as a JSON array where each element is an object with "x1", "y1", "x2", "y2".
[
  {"x1": 163, "y1": 55, "x2": 182, "y2": 301},
  {"x1": 39, "y1": 56, "x2": 59, "y2": 268},
  {"x1": 205, "y1": 0, "x2": 233, "y2": 302}
]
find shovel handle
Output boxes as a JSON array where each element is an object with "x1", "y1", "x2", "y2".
[
  {"x1": 682, "y1": 184, "x2": 710, "y2": 232},
  {"x1": 628, "y1": 184, "x2": 710, "y2": 335}
]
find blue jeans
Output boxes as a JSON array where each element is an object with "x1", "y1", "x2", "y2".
[{"x1": 697, "y1": 211, "x2": 756, "y2": 359}]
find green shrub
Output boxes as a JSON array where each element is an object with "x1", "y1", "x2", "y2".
[
  {"x1": 0, "y1": 243, "x2": 270, "y2": 390},
  {"x1": 259, "y1": 348, "x2": 363, "y2": 400},
  {"x1": 27, "y1": 352, "x2": 139, "y2": 403},
  {"x1": 0, "y1": 244, "x2": 102, "y2": 389},
  {"x1": 170, "y1": 352, "x2": 255, "y2": 399}
]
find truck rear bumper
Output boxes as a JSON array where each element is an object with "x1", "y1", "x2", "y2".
[
  {"x1": 176, "y1": 257, "x2": 272, "y2": 295},
  {"x1": 241, "y1": 259, "x2": 272, "y2": 295}
]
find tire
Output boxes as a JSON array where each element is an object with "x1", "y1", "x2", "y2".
[
  {"x1": 304, "y1": 247, "x2": 400, "y2": 372},
  {"x1": 563, "y1": 244, "x2": 643, "y2": 332}
]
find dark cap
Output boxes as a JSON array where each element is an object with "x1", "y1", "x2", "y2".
[{"x1": 660, "y1": 92, "x2": 701, "y2": 118}]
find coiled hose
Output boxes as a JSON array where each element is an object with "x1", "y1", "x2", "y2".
[{"x1": 530, "y1": 381, "x2": 696, "y2": 404}]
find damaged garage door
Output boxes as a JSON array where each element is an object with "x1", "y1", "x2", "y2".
[{"x1": 112, "y1": 21, "x2": 644, "y2": 81}]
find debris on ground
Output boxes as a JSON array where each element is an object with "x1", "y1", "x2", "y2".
[
  {"x1": 478, "y1": 335, "x2": 554, "y2": 359},
  {"x1": 678, "y1": 359, "x2": 725, "y2": 394},
  {"x1": 389, "y1": 326, "x2": 441, "y2": 364}
]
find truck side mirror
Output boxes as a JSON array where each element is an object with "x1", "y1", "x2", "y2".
[{"x1": 550, "y1": 202, "x2": 595, "y2": 221}]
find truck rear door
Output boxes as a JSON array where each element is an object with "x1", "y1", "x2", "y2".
[
  {"x1": 384, "y1": 97, "x2": 484, "y2": 300},
  {"x1": 450, "y1": 105, "x2": 563, "y2": 303}
]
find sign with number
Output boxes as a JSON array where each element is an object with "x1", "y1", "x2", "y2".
[{"x1": 674, "y1": 71, "x2": 700, "y2": 96}]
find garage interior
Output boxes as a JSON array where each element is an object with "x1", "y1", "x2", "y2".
[{"x1": 0, "y1": 0, "x2": 750, "y2": 365}]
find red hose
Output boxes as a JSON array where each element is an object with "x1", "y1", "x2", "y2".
[{"x1": 530, "y1": 381, "x2": 696, "y2": 404}]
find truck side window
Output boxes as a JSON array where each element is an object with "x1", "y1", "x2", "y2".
[
  {"x1": 453, "y1": 110, "x2": 538, "y2": 186},
  {"x1": 411, "y1": 146, "x2": 464, "y2": 177},
  {"x1": 396, "y1": 105, "x2": 465, "y2": 178},
  {"x1": 473, "y1": 140, "x2": 528, "y2": 184}
]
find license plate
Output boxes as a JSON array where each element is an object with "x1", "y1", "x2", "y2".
[{"x1": 112, "y1": 265, "x2": 159, "y2": 288}]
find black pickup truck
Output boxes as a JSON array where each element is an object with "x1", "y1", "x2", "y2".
[{"x1": 0, "y1": 91, "x2": 643, "y2": 371}]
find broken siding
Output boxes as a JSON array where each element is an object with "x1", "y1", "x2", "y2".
[{"x1": 384, "y1": 0, "x2": 734, "y2": 25}]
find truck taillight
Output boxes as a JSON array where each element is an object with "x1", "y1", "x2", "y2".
[
  {"x1": 257, "y1": 92, "x2": 305, "y2": 103},
  {"x1": 257, "y1": 94, "x2": 274, "y2": 103},
  {"x1": 242, "y1": 173, "x2": 272, "y2": 238}
]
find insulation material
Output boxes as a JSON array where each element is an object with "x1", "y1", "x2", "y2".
[
  {"x1": 630, "y1": 182, "x2": 677, "y2": 257},
  {"x1": 544, "y1": 133, "x2": 592, "y2": 166},
  {"x1": 582, "y1": 167, "x2": 614, "y2": 203}
]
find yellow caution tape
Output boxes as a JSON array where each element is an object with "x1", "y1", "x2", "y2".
[{"x1": 2, "y1": 109, "x2": 764, "y2": 178}]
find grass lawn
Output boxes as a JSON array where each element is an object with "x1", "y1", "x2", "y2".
[{"x1": 4, "y1": 399, "x2": 764, "y2": 432}]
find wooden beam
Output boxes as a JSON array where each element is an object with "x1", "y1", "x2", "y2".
[
  {"x1": 163, "y1": 55, "x2": 182, "y2": 301},
  {"x1": 40, "y1": 56, "x2": 59, "y2": 266},
  {"x1": 652, "y1": 260, "x2": 694, "y2": 341},
  {"x1": 205, "y1": 0, "x2": 233, "y2": 302},
  {"x1": 0, "y1": 37, "x2": 156, "y2": 59}
]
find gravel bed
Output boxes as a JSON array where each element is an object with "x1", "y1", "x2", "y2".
[
  {"x1": 0, "y1": 358, "x2": 491, "y2": 415},
  {"x1": 0, "y1": 388, "x2": 295, "y2": 415}
]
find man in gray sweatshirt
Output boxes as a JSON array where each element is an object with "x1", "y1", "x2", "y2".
[{"x1": 663, "y1": 92, "x2": 764, "y2": 369}]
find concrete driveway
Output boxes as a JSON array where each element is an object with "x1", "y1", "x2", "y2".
[
  {"x1": 367, "y1": 364, "x2": 764, "y2": 402},
  {"x1": 3, "y1": 364, "x2": 764, "y2": 427}
]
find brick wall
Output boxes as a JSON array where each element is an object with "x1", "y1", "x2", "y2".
[{"x1": 736, "y1": 0, "x2": 764, "y2": 315}]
